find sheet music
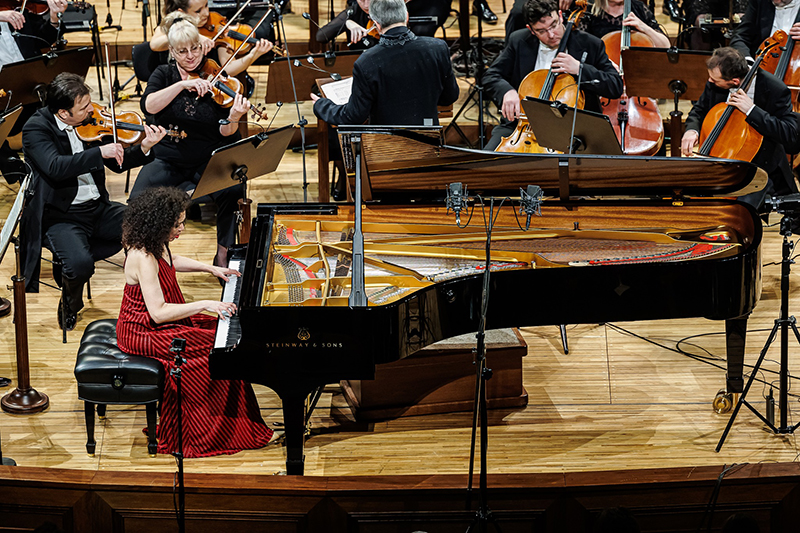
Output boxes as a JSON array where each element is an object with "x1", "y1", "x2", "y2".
[{"x1": 320, "y1": 77, "x2": 354, "y2": 106}]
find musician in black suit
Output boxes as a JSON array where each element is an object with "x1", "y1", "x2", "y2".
[
  {"x1": 729, "y1": 0, "x2": 800, "y2": 59},
  {"x1": 20, "y1": 73, "x2": 166, "y2": 330},
  {"x1": 0, "y1": 0, "x2": 66, "y2": 66},
  {"x1": 681, "y1": 47, "x2": 799, "y2": 208},
  {"x1": 484, "y1": 0, "x2": 623, "y2": 150},
  {"x1": 312, "y1": 0, "x2": 459, "y2": 126}
]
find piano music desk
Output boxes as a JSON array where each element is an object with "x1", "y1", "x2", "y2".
[{"x1": 341, "y1": 328, "x2": 528, "y2": 420}]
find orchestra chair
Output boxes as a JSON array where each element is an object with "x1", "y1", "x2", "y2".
[
  {"x1": 74, "y1": 319, "x2": 164, "y2": 456},
  {"x1": 40, "y1": 240, "x2": 122, "y2": 343}
]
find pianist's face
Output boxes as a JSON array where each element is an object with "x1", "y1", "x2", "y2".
[{"x1": 169, "y1": 212, "x2": 186, "y2": 242}]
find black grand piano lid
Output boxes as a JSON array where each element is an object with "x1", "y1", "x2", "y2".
[{"x1": 335, "y1": 125, "x2": 764, "y2": 200}]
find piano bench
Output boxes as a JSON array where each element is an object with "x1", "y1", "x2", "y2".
[{"x1": 74, "y1": 319, "x2": 164, "y2": 457}]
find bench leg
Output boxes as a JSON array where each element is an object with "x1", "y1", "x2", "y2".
[
  {"x1": 146, "y1": 403, "x2": 158, "y2": 456},
  {"x1": 84, "y1": 401, "x2": 96, "y2": 455},
  {"x1": 96, "y1": 404, "x2": 106, "y2": 418}
]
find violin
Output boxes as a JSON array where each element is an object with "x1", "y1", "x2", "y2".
[
  {"x1": 75, "y1": 102, "x2": 187, "y2": 145},
  {"x1": 0, "y1": 0, "x2": 49, "y2": 15},
  {"x1": 599, "y1": 0, "x2": 664, "y2": 156},
  {"x1": 496, "y1": 1, "x2": 588, "y2": 153},
  {"x1": 697, "y1": 38, "x2": 782, "y2": 161},
  {"x1": 0, "y1": 0, "x2": 88, "y2": 15},
  {"x1": 188, "y1": 58, "x2": 268, "y2": 119},
  {"x1": 200, "y1": 11, "x2": 259, "y2": 56}
]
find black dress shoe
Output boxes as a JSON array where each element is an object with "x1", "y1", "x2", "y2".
[
  {"x1": 57, "y1": 297, "x2": 77, "y2": 332},
  {"x1": 473, "y1": 1, "x2": 498, "y2": 24},
  {"x1": 661, "y1": 0, "x2": 682, "y2": 23}
]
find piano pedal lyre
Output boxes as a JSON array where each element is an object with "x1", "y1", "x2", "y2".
[{"x1": 713, "y1": 389, "x2": 737, "y2": 414}]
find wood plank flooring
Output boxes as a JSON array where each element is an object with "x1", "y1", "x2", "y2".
[{"x1": 1, "y1": 1, "x2": 796, "y2": 479}]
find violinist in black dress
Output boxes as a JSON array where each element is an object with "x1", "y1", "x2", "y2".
[{"x1": 132, "y1": 15, "x2": 255, "y2": 267}]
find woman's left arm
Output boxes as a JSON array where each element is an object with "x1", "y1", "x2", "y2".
[{"x1": 173, "y1": 254, "x2": 242, "y2": 281}]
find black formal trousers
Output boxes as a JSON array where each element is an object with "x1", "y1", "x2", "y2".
[
  {"x1": 42, "y1": 199, "x2": 125, "y2": 313},
  {"x1": 130, "y1": 159, "x2": 244, "y2": 250}
]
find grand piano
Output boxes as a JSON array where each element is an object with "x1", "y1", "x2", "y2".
[{"x1": 210, "y1": 127, "x2": 763, "y2": 475}]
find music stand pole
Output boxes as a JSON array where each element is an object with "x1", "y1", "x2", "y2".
[{"x1": 1, "y1": 236, "x2": 50, "y2": 414}]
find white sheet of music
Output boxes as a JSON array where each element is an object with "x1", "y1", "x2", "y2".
[{"x1": 320, "y1": 77, "x2": 354, "y2": 105}]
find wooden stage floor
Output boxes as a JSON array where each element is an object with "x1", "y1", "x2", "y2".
[{"x1": 1, "y1": 1, "x2": 798, "y2": 479}]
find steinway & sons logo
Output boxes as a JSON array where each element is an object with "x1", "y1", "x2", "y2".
[{"x1": 264, "y1": 327, "x2": 344, "y2": 349}]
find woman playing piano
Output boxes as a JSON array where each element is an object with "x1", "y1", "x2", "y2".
[
  {"x1": 117, "y1": 186, "x2": 274, "y2": 458},
  {"x1": 149, "y1": 0, "x2": 273, "y2": 77},
  {"x1": 131, "y1": 14, "x2": 250, "y2": 267}
]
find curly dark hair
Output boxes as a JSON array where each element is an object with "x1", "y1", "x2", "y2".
[
  {"x1": 123, "y1": 187, "x2": 192, "y2": 257},
  {"x1": 523, "y1": 0, "x2": 559, "y2": 26}
]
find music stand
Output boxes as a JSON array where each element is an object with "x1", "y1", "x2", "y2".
[
  {"x1": 621, "y1": 47, "x2": 712, "y2": 157},
  {"x1": 522, "y1": 97, "x2": 623, "y2": 155},
  {"x1": 0, "y1": 105, "x2": 23, "y2": 320},
  {"x1": 0, "y1": 47, "x2": 95, "y2": 107},
  {"x1": 193, "y1": 125, "x2": 294, "y2": 242}
]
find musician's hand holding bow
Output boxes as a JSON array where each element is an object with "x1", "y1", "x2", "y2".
[
  {"x1": 182, "y1": 77, "x2": 213, "y2": 97},
  {"x1": 551, "y1": 52, "x2": 579, "y2": 75},
  {"x1": 346, "y1": 20, "x2": 369, "y2": 44},
  {"x1": 0, "y1": 10, "x2": 25, "y2": 31},
  {"x1": 501, "y1": 89, "x2": 521, "y2": 121},
  {"x1": 681, "y1": 129, "x2": 699, "y2": 157},
  {"x1": 247, "y1": 39, "x2": 274, "y2": 61},
  {"x1": 100, "y1": 143, "x2": 125, "y2": 167},
  {"x1": 728, "y1": 88, "x2": 755, "y2": 115},
  {"x1": 199, "y1": 34, "x2": 215, "y2": 56}
]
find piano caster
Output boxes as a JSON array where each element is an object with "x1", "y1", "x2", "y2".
[{"x1": 713, "y1": 389, "x2": 736, "y2": 414}]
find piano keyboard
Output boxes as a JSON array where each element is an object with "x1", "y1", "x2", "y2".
[{"x1": 214, "y1": 257, "x2": 244, "y2": 349}]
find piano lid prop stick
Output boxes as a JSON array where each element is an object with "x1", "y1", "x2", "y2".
[{"x1": 349, "y1": 134, "x2": 367, "y2": 307}]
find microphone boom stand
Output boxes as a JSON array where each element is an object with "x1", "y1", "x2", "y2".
[
  {"x1": 170, "y1": 338, "x2": 187, "y2": 533},
  {"x1": 278, "y1": 8, "x2": 310, "y2": 202}
]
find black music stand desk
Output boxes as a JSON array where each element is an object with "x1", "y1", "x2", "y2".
[
  {"x1": 522, "y1": 97, "x2": 622, "y2": 156},
  {"x1": 0, "y1": 47, "x2": 94, "y2": 107},
  {"x1": 621, "y1": 47, "x2": 712, "y2": 157}
]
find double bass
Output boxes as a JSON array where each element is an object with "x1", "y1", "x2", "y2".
[
  {"x1": 599, "y1": 0, "x2": 664, "y2": 155},
  {"x1": 697, "y1": 38, "x2": 782, "y2": 161},
  {"x1": 495, "y1": 2, "x2": 588, "y2": 153}
]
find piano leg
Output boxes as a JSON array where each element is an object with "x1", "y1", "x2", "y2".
[
  {"x1": 725, "y1": 317, "x2": 747, "y2": 394},
  {"x1": 282, "y1": 393, "x2": 307, "y2": 475}
]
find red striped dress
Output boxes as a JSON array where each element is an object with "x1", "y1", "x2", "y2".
[{"x1": 117, "y1": 255, "x2": 273, "y2": 458}]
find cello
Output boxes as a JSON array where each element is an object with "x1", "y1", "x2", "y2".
[
  {"x1": 599, "y1": 0, "x2": 664, "y2": 155},
  {"x1": 495, "y1": 2, "x2": 588, "y2": 153},
  {"x1": 757, "y1": 29, "x2": 800, "y2": 112},
  {"x1": 697, "y1": 38, "x2": 782, "y2": 161}
]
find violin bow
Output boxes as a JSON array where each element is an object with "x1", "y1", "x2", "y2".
[
  {"x1": 206, "y1": 5, "x2": 274, "y2": 87},
  {"x1": 103, "y1": 42, "x2": 118, "y2": 145},
  {"x1": 209, "y1": 0, "x2": 254, "y2": 44}
]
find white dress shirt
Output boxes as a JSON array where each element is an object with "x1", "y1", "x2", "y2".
[{"x1": 54, "y1": 113, "x2": 101, "y2": 205}]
